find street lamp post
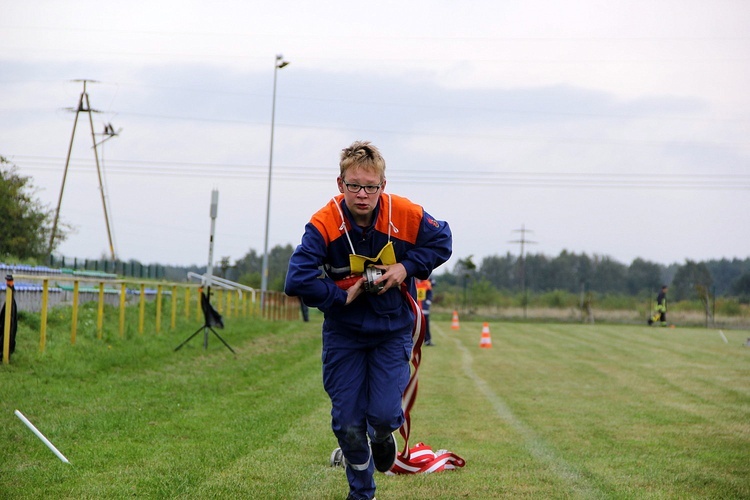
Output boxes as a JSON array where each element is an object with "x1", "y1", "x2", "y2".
[{"x1": 261, "y1": 54, "x2": 289, "y2": 311}]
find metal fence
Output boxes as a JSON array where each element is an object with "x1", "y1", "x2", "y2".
[{"x1": 2, "y1": 273, "x2": 301, "y2": 364}]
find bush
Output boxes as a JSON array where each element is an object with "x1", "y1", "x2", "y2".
[
  {"x1": 470, "y1": 279, "x2": 502, "y2": 306},
  {"x1": 595, "y1": 294, "x2": 641, "y2": 310},
  {"x1": 716, "y1": 299, "x2": 743, "y2": 317},
  {"x1": 538, "y1": 290, "x2": 575, "y2": 308}
]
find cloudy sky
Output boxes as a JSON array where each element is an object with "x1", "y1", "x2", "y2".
[{"x1": 1, "y1": 0, "x2": 748, "y2": 273}]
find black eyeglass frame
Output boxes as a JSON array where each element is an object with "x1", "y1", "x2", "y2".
[{"x1": 343, "y1": 182, "x2": 382, "y2": 194}]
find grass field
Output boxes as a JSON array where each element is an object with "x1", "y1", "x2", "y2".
[{"x1": 1, "y1": 306, "x2": 749, "y2": 499}]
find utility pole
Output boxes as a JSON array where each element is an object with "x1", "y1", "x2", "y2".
[
  {"x1": 509, "y1": 224, "x2": 537, "y2": 319},
  {"x1": 49, "y1": 79, "x2": 118, "y2": 261}
]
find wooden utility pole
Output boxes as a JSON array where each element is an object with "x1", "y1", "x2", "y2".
[{"x1": 49, "y1": 80, "x2": 117, "y2": 261}]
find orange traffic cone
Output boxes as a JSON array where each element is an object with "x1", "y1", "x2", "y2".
[
  {"x1": 451, "y1": 310, "x2": 460, "y2": 330},
  {"x1": 479, "y1": 322, "x2": 492, "y2": 348}
]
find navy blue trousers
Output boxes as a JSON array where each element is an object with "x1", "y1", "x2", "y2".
[{"x1": 322, "y1": 329, "x2": 412, "y2": 499}]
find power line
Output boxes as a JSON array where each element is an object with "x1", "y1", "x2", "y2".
[
  {"x1": 92, "y1": 108, "x2": 750, "y2": 146},
  {"x1": 12, "y1": 154, "x2": 750, "y2": 190},
  {"x1": 6, "y1": 25, "x2": 749, "y2": 42}
]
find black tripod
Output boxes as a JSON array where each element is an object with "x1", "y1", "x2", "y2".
[{"x1": 174, "y1": 288, "x2": 235, "y2": 354}]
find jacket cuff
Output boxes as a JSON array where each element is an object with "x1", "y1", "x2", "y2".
[{"x1": 401, "y1": 260, "x2": 417, "y2": 278}]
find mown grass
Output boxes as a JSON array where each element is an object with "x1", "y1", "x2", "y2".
[{"x1": 1, "y1": 303, "x2": 749, "y2": 499}]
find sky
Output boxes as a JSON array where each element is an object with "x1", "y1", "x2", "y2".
[{"x1": 1, "y1": 0, "x2": 749, "y2": 274}]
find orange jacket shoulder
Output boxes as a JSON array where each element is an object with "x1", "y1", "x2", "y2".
[
  {"x1": 375, "y1": 193, "x2": 423, "y2": 245},
  {"x1": 417, "y1": 279, "x2": 432, "y2": 291},
  {"x1": 310, "y1": 195, "x2": 347, "y2": 245}
]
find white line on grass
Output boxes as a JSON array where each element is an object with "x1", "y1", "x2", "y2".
[
  {"x1": 718, "y1": 330, "x2": 728, "y2": 344},
  {"x1": 435, "y1": 324, "x2": 598, "y2": 498}
]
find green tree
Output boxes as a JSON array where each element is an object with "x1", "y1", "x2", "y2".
[
  {"x1": 239, "y1": 271, "x2": 262, "y2": 289},
  {"x1": 233, "y1": 244, "x2": 294, "y2": 291},
  {"x1": 234, "y1": 248, "x2": 261, "y2": 281},
  {"x1": 454, "y1": 256, "x2": 477, "y2": 312},
  {"x1": 547, "y1": 250, "x2": 578, "y2": 292},
  {"x1": 730, "y1": 272, "x2": 750, "y2": 304},
  {"x1": 706, "y1": 258, "x2": 750, "y2": 296},
  {"x1": 0, "y1": 156, "x2": 67, "y2": 260},
  {"x1": 671, "y1": 260, "x2": 713, "y2": 301},
  {"x1": 523, "y1": 253, "x2": 548, "y2": 293},
  {"x1": 590, "y1": 255, "x2": 627, "y2": 294},
  {"x1": 470, "y1": 278, "x2": 501, "y2": 306},
  {"x1": 626, "y1": 258, "x2": 663, "y2": 295},
  {"x1": 479, "y1": 252, "x2": 515, "y2": 290}
]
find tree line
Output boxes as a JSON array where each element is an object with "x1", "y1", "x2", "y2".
[
  {"x1": 440, "y1": 252, "x2": 750, "y2": 303},
  {"x1": 212, "y1": 246, "x2": 750, "y2": 306}
]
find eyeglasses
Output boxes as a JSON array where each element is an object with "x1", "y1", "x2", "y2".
[{"x1": 343, "y1": 182, "x2": 382, "y2": 194}]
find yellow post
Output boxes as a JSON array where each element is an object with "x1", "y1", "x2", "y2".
[
  {"x1": 119, "y1": 283, "x2": 126, "y2": 337},
  {"x1": 226, "y1": 291, "x2": 232, "y2": 319},
  {"x1": 171, "y1": 285, "x2": 177, "y2": 330},
  {"x1": 97, "y1": 281, "x2": 105, "y2": 339},
  {"x1": 216, "y1": 289, "x2": 224, "y2": 313},
  {"x1": 40, "y1": 279, "x2": 49, "y2": 353},
  {"x1": 184, "y1": 287, "x2": 191, "y2": 318},
  {"x1": 196, "y1": 289, "x2": 202, "y2": 321},
  {"x1": 2, "y1": 287, "x2": 12, "y2": 364},
  {"x1": 242, "y1": 292, "x2": 247, "y2": 318},
  {"x1": 71, "y1": 280, "x2": 80, "y2": 344},
  {"x1": 155, "y1": 284, "x2": 163, "y2": 334},
  {"x1": 138, "y1": 283, "x2": 145, "y2": 335}
]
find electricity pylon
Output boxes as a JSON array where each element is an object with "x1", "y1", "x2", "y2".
[{"x1": 509, "y1": 224, "x2": 537, "y2": 319}]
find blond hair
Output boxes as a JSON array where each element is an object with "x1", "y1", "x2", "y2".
[{"x1": 339, "y1": 141, "x2": 386, "y2": 181}]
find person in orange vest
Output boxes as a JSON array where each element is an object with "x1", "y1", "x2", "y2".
[
  {"x1": 416, "y1": 277, "x2": 434, "y2": 346},
  {"x1": 285, "y1": 141, "x2": 452, "y2": 500}
]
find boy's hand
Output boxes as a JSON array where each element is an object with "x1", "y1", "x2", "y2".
[
  {"x1": 373, "y1": 263, "x2": 407, "y2": 294},
  {"x1": 345, "y1": 277, "x2": 365, "y2": 305}
]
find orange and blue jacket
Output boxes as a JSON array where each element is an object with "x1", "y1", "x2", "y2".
[
  {"x1": 285, "y1": 193, "x2": 452, "y2": 336},
  {"x1": 416, "y1": 278, "x2": 433, "y2": 314}
]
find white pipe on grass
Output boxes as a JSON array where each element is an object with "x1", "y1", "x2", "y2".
[{"x1": 14, "y1": 410, "x2": 70, "y2": 464}]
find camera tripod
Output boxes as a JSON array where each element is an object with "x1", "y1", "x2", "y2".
[{"x1": 174, "y1": 289, "x2": 235, "y2": 354}]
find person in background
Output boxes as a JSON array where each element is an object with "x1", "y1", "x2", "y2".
[
  {"x1": 284, "y1": 140, "x2": 452, "y2": 500},
  {"x1": 648, "y1": 285, "x2": 668, "y2": 326},
  {"x1": 0, "y1": 274, "x2": 18, "y2": 361},
  {"x1": 416, "y1": 277, "x2": 434, "y2": 345}
]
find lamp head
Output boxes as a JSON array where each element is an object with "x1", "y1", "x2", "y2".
[{"x1": 275, "y1": 54, "x2": 290, "y2": 69}]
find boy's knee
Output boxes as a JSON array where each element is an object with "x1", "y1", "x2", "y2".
[{"x1": 342, "y1": 425, "x2": 368, "y2": 448}]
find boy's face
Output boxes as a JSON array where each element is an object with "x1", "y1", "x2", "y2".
[{"x1": 337, "y1": 166, "x2": 385, "y2": 226}]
